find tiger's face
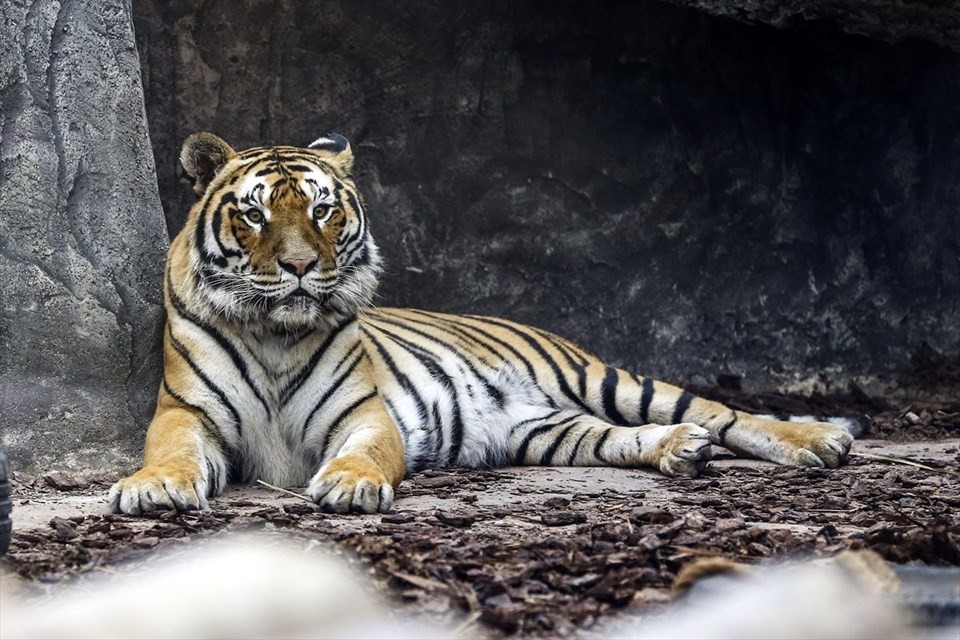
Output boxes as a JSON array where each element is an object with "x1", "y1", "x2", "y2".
[{"x1": 178, "y1": 133, "x2": 380, "y2": 331}]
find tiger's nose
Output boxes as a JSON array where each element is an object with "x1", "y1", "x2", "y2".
[{"x1": 278, "y1": 257, "x2": 318, "y2": 277}]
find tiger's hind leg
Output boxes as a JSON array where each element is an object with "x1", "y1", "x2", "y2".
[
  {"x1": 507, "y1": 409, "x2": 713, "y2": 476},
  {"x1": 550, "y1": 359, "x2": 855, "y2": 469},
  {"x1": 603, "y1": 374, "x2": 855, "y2": 468}
]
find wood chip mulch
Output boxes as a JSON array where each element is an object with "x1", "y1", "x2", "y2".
[{"x1": 2, "y1": 393, "x2": 959, "y2": 637}]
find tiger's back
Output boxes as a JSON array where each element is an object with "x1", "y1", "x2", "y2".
[{"x1": 109, "y1": 133, "x2": 857, "y2": 515}]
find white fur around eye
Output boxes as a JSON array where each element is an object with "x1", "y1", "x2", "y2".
[
  {"x1": 241, "y1": 212, "x2": 264, "y2": 229},
  {"x1": 312, "y1": 204, "x2": 335, "y2": 226}
]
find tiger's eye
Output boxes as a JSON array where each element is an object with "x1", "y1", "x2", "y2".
[
  {"x1": 244, "y1": 210, "x2": 264, "y2": 225},
  {"x1": 313, "y1": 204, "x2": 334, "y2": 222}
]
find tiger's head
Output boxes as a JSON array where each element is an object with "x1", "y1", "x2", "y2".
[{"x1": 177, "y1": 132, "x2": 381, "y2": 332}]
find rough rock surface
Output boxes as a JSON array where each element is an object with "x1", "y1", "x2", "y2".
[
  {"x1": 660, "y1": 0, "x2": 960, "y2": 52},
  {"x1": 0, "y1": 0, "x2": 168, "y2": 473},
  {"x1": 135, "y1": 0, "x2": 960, "y2": 395}
]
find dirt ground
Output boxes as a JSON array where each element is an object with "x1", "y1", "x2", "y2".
[{"x1": 2, "y1": 393, "x2": 959, "y2": 637}]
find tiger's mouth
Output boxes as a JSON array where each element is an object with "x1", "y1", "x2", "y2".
[{"x1": 272, "y1": 288, "x2": 333, "y2": 310}]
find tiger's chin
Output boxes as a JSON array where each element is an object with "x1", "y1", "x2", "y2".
[{"x1": 263, "y1": 294, "x2": 353, "y2": 333}]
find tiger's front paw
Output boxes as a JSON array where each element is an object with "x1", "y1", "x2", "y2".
[
  {"x1": 307, "y1": 455, "x2": 395, "y2": 514},
  {"x1": 649, "y1": 423, "x2": 713, "y2": 477},
  {"x1": 108, "y1": 463, "x2": 208, "y2": 515},
  {"x1": 777, "y1": 422, "x2": 854, "y2": 468}
]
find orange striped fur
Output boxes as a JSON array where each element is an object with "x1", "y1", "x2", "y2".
[{"x1": 110, "y1": 133, "x2": 855, "y2": 514}]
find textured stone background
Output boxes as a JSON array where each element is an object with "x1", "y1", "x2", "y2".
[
  {"x1": 2, "y1": 0, "x2": 959, "y2": 474},
  {"x1": 0, "y1": 0, "x2": 168, "y2": 472},
  {"x1": 135, "y1": 0, "x2": 960, "y2": 394}
]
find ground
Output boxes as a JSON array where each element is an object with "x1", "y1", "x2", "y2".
[{"x1": 2, "y1": 391, "x2": 958, "y2": 637}]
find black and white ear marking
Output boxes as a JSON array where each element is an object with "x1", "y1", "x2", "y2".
[
  {"x1": 308, "y1": 134, "x2": 349, "y2": 152},
  {"x1": 307, "y1": 133, "x2": 354, "y2": 174}
]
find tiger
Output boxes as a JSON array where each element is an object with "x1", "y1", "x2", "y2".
[{"x1": 109, "y1": 132, "x2": 858, "y2": 515}]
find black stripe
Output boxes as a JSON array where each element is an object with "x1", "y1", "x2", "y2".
[
  {"x1": 447, "y1": 401, "x2": 465, "y2": 466},
  {"x1": 436, "y1": 315, "x2": 558, "y2": 410},
  {"x1": 601, "y1": 367, "x2": 630, "y2": 426},
  {"x1": 381, "y1": 395, "x2": 409, "y2": 442},
  {"x1": 364, "y1": 323, "x2": 466, "y2": 465},
  {"x1": 342, "y1": 190, "x2": 365, "y2": 245},
  {"x1": 194, "y1": 195, "x2": 215, "y2": 265},
  {"x1": 326, "y1": 342, "x2": 363, "y2": 377},
  {"x1": 464, "y1": 316, "x2": 589, "y2": 412},
  {"x1": 354, "y1": 242, "x2": 371, "y2": 266},
  {"x1": 167, "y1": 326, "x2": 242, "y2": 438},
  {"x1": 540, "y1": 423, "x2": 577, "y2": 465},
  {"x1": 514, "y1": 424, "x2": 555, "y2": 464},
  {"x1": 203, "y1": 456, "x2": 222, "y2": 497},
  {"x1": 717, "y1": 413, "x2": 738, "y2": 444},
  {"x1": 280, "y1": 163, "x2": 318, "y2": 173},
  {"x1": 441, "y1": 316, "x2": 540, "y2": 379},
  {"x1": 161, "y1": 377, "x2": 230, "y2": 457},
  {"x1": 280, "y1": 317, "x2": 355, "y2": 404},
  {"x1": 319, "y1": 391, "x2": 378, "y2": 457},
  {"x1": 195, "y1": 193, "x2": 238, "y2": 267},
  {"x1": 362, "y1": 329, "x2": 429, "y2": 425},
  {"x1": 386, "y1": 310, "x2": 508, "y2": 366},
  {"x1": 509, "y1": 409, "x2": 564, "y2": 435},
  {"x1": 515, "y1": 412, "x2": 581, "y2": 464},
  {"x1": 672, "y1": 390, "x2": 694, "y2": 424},
  {"x1": 639, "y1": 377, "x2": 655, "y2": 424},
  {"x1": 301, "y1": 352, "x2": 364, "y2": 440},
  {"x1": 566, "y1": 428, "x2": 592, "y2": 465},
  {"x1": 369, "y1": 315, "x2": 504, "y2": 407},
  {"x1": 425, "y1": 400, "x2": 443, "y2": 467},
  {"x1": 237, "y1": 148, "x2": 318, "y2": 161},
  {"x1": 167, "y1": 271, "x2": 272, "y2": 418},
  {"x1": 340, "y1": 234, "x2": 367, "y2": 266},
  {"x1": 592, "y1": 427, "x2": 612, "y2": 461},
  {"x1": 211, "y1": 198, "x2": 243, "y2": 258},
  {"x1": 538, "y1": 331, "x2": 589, "y2": 399}
]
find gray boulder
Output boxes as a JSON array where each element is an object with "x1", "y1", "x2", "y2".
[{"x1": 0, "y1": 0, "x2": 168, "y2": 474}]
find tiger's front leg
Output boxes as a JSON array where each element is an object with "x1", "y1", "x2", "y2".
[
  {"x1": 305, "y1": 394, "x2": 406, "y2": 513},
  {"x1": 109, "y1": 401, "x2": 228, "y2": 515}
]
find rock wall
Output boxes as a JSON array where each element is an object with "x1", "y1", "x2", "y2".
[
  {"x1": 660, "y1": 0, "x2": 960, "y2": 51},
  {"x1": 134, "y1": 0, "x2": 960, "y2": 396},
  {"x1": 2, "y1": 0, "x2": 958, "y2": 473},
  {"x1": 0, "y1": 0, "x2": 168, "y2": 473}
]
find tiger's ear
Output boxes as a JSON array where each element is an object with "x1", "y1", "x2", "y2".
[
  {"x1": 180, "y1": 132, "x2": 237, "y2": 198},
  {"x1": 307, "y1": 133, "x2": 354, "y2": 174}
]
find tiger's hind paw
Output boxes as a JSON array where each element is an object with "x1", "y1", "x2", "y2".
[
  {"x1": 655, "y1": 423, "x2": 713, "y2": 477},
  {"x1": 307, "y1": 455, "x2": 395, "y2": 514},
  {"x1": 781, "y1": 422, "x2": 854, "y2": 469},
  {"x1": 108, "y1": 464, "x2": 209, "y2": 515}
]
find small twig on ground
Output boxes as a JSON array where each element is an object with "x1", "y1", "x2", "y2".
[
  {"x1": 255, "y1": 479, "x2": 317, "y2": 504},
  {"x1": 850, "y1": 452, "x2": 942, "y2": 472},
  {"x1": 389, "y1": 570, "x2": 449, "y2": 591},
  {"x1": 451, "y1": 610, "x2": 483, "y2": 637}
]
